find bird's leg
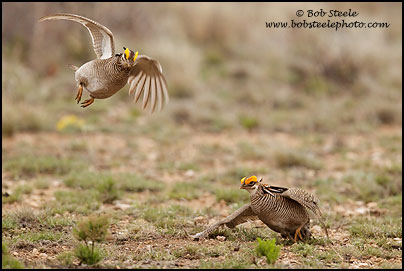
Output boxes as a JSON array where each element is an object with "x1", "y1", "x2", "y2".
[
  {"x1": 80, "y1": 96, "x2": 94, "y2": 108},
  {"x1": 75, "y1": 83, "x2": 83, "y2": 104},
  {"x1": 294, "y1": 225, "x2": 304, "y2": 242}
]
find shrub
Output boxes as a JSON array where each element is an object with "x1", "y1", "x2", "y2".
[
  {"x1": 255, "y1": 238, "x2": 282, "y2": 264},
  {"x1": 96, "y1": 177, "x2": 119, "y2": 204},
  {"x1": 239, "y1": 115, "x2": 259, "y2": 131},
  {"x1": 72, "y1": 215, "x2": 110, "y2": 265}
]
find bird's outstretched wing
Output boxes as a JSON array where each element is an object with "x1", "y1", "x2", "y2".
[
  {"x1": 265, "y1": 185, "x2": 329, "y2": 238},
  {"x1": 127, "y1": 55, "x2": 169, "y2": 113},
  {"x1": 274, "y1": 187, "x2": 322, "y2": 217},
  {"x1": 191, "y1": 204, "x2": 258, "y2": 240},
  {"x1": 39, "y1": 13, "x2": 115, "y2": 59}
]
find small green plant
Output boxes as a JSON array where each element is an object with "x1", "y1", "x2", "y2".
[
  {"x1": 96, "y1": 177, "x2": 119, "y2": 204},
  {"x1": 239, "y1": 115, "x2": 259, "y2": 131},
  {"x1": 255, "y1": 238, "x2": 282, "y2": 265},
  {"x1": 57, "y1": 251, "x2": 74, "y2": 267},
  {"x1": 74, "y1": 243, "x2": 103, "y2": 265},
  {"x1": 72, "y1": 215, "x2": 110, "y2": 265},
  {"x1": 2, "y1": 190, "x2": 22, "y2": 204}
]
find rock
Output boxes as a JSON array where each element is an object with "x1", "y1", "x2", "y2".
[
  {"x1": 354, "y1": 207, "x2": 368, "y2": 215},
  {"x1": 185, "y1": 170, "x2": 195, "y2": 177},
  {"x1": 312, "y1": 225, "x2": 322, "y2": 234},
  {"x1": 39, "y1": 253, "x2": 48, "y2": 258},
  {"x1": 146, "y1": 245, "x2": 152, "y2": 253},
  {"x1": 216, "y1": 236, "x2": 226, "y2": 241},
  {"x1": 194, "y1": 216, "x2": 207, "y2": 225},
  {"x1": 115, "y1": 201, "x2": 132, "y2": 210},
  {"x1": 334, "y1": 205, "x2": 346, "y2": 214},
  {"x1": 147, "y1": 152, "x2": 158, "y2": 161},
  {"x1": 367, "y1": 202, "x2": 378, "y2": 209},
  {"x1": 13, "y1": 251, "x2": 19, "y2": 256},
  {"x1": 32, "y1": 248, "x2": 39, "y2": 255},
  {"x1": 257, "y1": 258, "x2": 267, "y2": 266}
]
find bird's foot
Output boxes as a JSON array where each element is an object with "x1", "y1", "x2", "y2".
[
  {"x1": 75, "y1": 84, "x2": 83, "y2": 104},
  {"x1": 294, "y1": 226, "x2": 304, "y2": 243},
  {"x1": 80, "y1": 97, "x2": 94, "y2": 108}
]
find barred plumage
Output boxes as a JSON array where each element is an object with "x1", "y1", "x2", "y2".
[
  {"x1": 76, "y1": 57, "x2": 131, "y2": 99},
  {"x1": 191, "y1": 176, "x2": 329, "y2": 242}
]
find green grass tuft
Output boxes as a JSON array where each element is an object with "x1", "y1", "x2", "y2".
[
  {"x1": 168, "y1": 181, "x2": 210, "y2": 200},
  {"x1": 2, "y1": 243, "x2": 24, "y2": 269},
  {"x1": 256, "y1": 238, "x2": 282, "y2": 264},
  {"x1": 57, "y1": 251, "x2": 74, "y2": 267},
  {"x1": 349, "y1": 217, "x2": 402, "y2": 239},
  {"x1": 274, "y1": 151, "x2": 322, "y2": 170},
  {"x1": 73, "y1": 215, "x2": 110, "y2": 244},
  {"x1": 239, "y1": 115, "x2": 260, "y2": 131},
  {"x1": 72, "y1": 215, "x2": 110, "y2": 265},
  {"x1": 215, "y1": 188, "x2": 249, "y2": 204},
  {"x1": 96, "y1": 177, "x2": 119, "y2": 204},
  {"x1": 74, "y1": 243, "x2": 103, "y2": 265},
  {"x1": 4, "y1": 154, "x2": 83, "y2": 178},
  {"x1": 141, "y1": 204, "x2": 193, "y2": 232},
  {"x1": 118, "y1": 174, "x2": 165, "y2": 193}
]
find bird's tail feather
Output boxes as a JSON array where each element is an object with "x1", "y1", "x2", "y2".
[{"x1": 68, "y1": 64, "x2": 78, "y2": 71}]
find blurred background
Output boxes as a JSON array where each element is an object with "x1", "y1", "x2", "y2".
[{"x1": 2, "y1": 2, "x2": 401, "y2": 136}]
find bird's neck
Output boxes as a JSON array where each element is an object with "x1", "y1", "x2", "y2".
[{"x1": 249, "y1": 184, "x2": 264, "y2": 197}]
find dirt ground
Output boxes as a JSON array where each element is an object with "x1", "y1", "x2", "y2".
[{"x1": 2, "y1": 126, "x2": 402, "y2": 269}]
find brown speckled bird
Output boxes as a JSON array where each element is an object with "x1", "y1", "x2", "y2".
[
  {"x1": 191, "y1": 176, "x2": 329, "y2": 242},
  {"x1": 39, "y1": 13, "x2": 169, "y2": 111}
]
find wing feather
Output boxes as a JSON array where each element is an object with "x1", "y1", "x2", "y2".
[
  {"x1": 127, "y1": 55, "x2": 169, "y2": 112},
  {"x1": 160, "y1": 75, "x2": 170, "y2": 104},
  {"x1": 150, "y1": 77, "x2": 157, "y2": 112},
  {"x1": 156, "y1": 76, "x2": 163, "y2": 112},
  {"x1": 39, "y1": 13, "x2": 115, "y2": 59},
  {"x1": 128, "y1": 72, "x2": 144, "y2": 96},
  {"x1": 142, "y1": 76, "x2": 151, "y2": 109},
  {"x1": 191, "y1": 204, "x2": 258, "y2": 240},
  {"x1": 278, "y1": 188, "x2": 322, "y2": 217},
  {"x1": 134, "y1": 74, "x2": 147, "y2": 103},
  {"x1": 272, "y1": 186, "x2": 329, "y2": 238}
]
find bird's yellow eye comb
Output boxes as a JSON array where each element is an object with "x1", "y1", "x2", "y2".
[
  {"x1": 133, "y1": 51, "x2": 138, "y2": 61},
  {"x1": 241, "y1": 176, "x2": 258, "y2": 185}
]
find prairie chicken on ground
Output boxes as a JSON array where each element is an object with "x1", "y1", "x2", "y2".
[
  {"x1": 39, "y1": 13, "x2": 169, "y2": 111},
  {"x1": 191, "y1": 176, "x2": 329, "y2": 242}
]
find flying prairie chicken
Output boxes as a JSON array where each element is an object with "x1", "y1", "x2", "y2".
[{"x1": 39, "y1": 13, "x2": 169, "y2": 112}]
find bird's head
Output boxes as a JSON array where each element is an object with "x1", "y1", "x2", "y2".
[
  {"x1": 120, "y1": 47, "x2": 138, "y2": 68},
  {"x1": 240, "y1": 176, "x2": 262, "y2": 194}
]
